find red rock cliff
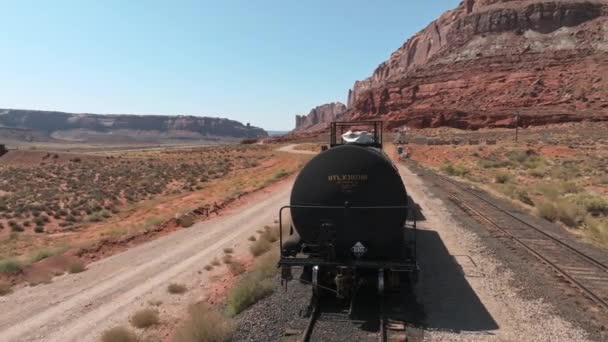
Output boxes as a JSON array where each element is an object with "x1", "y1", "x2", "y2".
[
  {"x1": 340, "y1": 0, "x2": 608, "y2": 130},
  {"x1": 294, "y1": 102, "x2": 347, "y2": 132}
]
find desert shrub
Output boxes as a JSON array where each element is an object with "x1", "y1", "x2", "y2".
[
  {"x1": 130, "y1": 308, "x2": 159, "y2": 328},
  {"x1": 247, "y1": 235, "x2": 256, "y2": 242},
  {"x1": 441, "y1": 163, "x2": 469, "y2": 177},
  {"x1": 584, "y1": 217, "x2": 608, "y2": 246},
  {"x1": 550, "y1": 163, "x2": 581, "y2": 180},
  {"x1": 228, "y1": 260, "x2": 246, "y2": 276},
  {"x1": 0, "y1": 281, "x2": 12, "y2": 296},
  {"x1": 555, "y1": 200, "x2": 586, "y2": 228},
  {"x1": 204, "y1": 264, "x2": 213, "y2": 271},
  {"x1": 30, "y1": 249, "x2": 54, "y2": 263},
  {"x1": 528, "y1": 167, "x2": 547, "y2": 178},
  {"x1": 34, "y1": 226, "x2": 44, "y2": 233},
  {"x1": 222, "y1": 254, "x2": 233, "y2": 264},
  {"x1": 573, "y1": 194, "x2": 608, "y2": 216},
  {"x1": 226, "y1": 253, "x2": 277, "y2": 316},
  {"x1": 507, "y1": 150, "x2": 530, "y2": 163},
  {"x1": 494, "y1": 172, "x2": 512, "y2": 184},
  {"x1": 249, "y1": 238, "x2": 271, "y2": 257},
  {"x1": 537, "y1": 201, "x2": 558, "y2": 222},
  {"x1": 168, "y1": 283, "x2": 187, "y2": 294},
  {"x1": 260, "y1": 225, "x2": 279, "y2": 243},
  {"x1": 211, "y1": 258, "x2": 221, "y2": 266},
  {"x1": 0, "y1": 259, "x2": 22, "y2": 274},
  {"x1": 173, "y1": 303, "x2": 234, "y2": 342},
  {"x1": 479, "y1": 159, "x2": 511, "y2": 169},
  {"x1": 558, "y1": 181, "x2": 581, "y2": 194},
  {"x1": 10, "y1": 223, "x2": 24, "y2": 232},
  {"x1": 223, "y1": 247, "x2": 234, "y2": 254},
  {"x1": 68, "y1": 261, "x2": 86, "y2": 274},
  {"x1": 101, "y1": 326, "x2": 139, "y2": 342},
  {"x1": 273, "y1": 169, "x2": 289, "y2": 180}
]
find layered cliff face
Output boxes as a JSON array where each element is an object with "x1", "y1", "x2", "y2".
[
  {"x1": 0, "y1": 109, "x2": 267, "y2": 142},
  {"x1": 338, "y1": 0, "x2": 608, "y2": 130},
  {"x1": 294, "y1": 102, "x2": 346, "y2": 132}
]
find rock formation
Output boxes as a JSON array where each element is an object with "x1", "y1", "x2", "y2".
[
  {"x1": 294, "y1": 102, "x2": 346, "y2": 132},
  {"x1": 0, "y1": 109, "x2": 267, "y2": 142},
  {"x1": 299, "y1": 0, "x2": 608, "y2": 131}
]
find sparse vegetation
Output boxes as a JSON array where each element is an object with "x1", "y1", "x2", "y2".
[
  {"x1": 68, "y1": 261, "x2": 86, "y2": 274},
  {"x1": 168, "y1": 283, "x2": 187, "y2": 294},
  {"x1": 441, "y1": 163, "x2": 470, "y2": 177},
  {"x1": 412, "y1": 124, "x2": 608, "y2": 247},
  {"x1": 0, "y1": 258, "x2": 22, "y2": 274},
  {"x1": 173, "y1": 303, "x2": 234, "y2": 342},
  {"x1": 130, "y1": 308, "x2": 160, "y2": 328},
  {"x1": 222, "y1": 247, "x2": 234, "y2": 254},
  {"x1": 226, "y1": 252, "x2": 278, "y2": 316},
  {"x1": 101, "y1": 326, "x2": 139, "y2": 342},
  {"x1": 227, "y1": 259, "x2": 246, "y2": 276},
  {"x1": 249, "y1": 238, "x2": 271, "y2": 257}
]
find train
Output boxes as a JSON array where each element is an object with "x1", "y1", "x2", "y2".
[{"x1": 278, "y1": 121, "x2": 418, "y2": 301}]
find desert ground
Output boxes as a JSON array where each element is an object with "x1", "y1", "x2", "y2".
[{"x1": 0, "y1": 129, "x2": 606, "y2": 341}]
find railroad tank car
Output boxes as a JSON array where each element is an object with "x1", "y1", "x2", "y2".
[{"x1": 279, "y1": 121, "x2": 418, "y2": 299}]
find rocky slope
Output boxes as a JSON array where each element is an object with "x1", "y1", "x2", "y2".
[
  {"x1": 294, "y1": 102, "x2": 346, "y2": 132},
  {"x1": 0, "y1": 109, "x2": 267, "y2": 143},
  {"x1": 299, "y1": 0, "x2": 608, "y2": 131}
]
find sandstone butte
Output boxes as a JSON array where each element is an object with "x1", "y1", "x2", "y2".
[{"x1": 292, "y1": 0, "x2": 608, "y2": 134}]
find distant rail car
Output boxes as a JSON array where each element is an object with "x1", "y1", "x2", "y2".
[
  {"x1": 278, "y1": 121, "x2": 418, "y2": 302},
  {"x1": 0, "y1": 144, "x2": 7, "y2": 157}
]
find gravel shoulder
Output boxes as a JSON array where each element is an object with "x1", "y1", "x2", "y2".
[{"x1": 0, "y1": 179, "x2": 293, "y2": 342}]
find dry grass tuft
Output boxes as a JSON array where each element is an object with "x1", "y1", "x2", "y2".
[
  {"x1": 222, "y1": 254, "x2": 233, "y2": 264},
  {"x1": 68, "y1": 261, "x2": 86, "y2": 274},
  {"x1": 249, "y1": 238, "x2": 271, "y2": 257},
  {"x1": 101, "y1": 326, "x2": 139, "y2": 342},
  {"x1": 173, "y1": 303, "x2": 234, "y2": 342},
  {"x1": 130, "y1": 308, "x2": 160, "y2": 328},
  {"x1": 227, "y1": 259, "x2": 246, "y2": 276},
  {"x1": 167, "y1": 283, "x2": 188, "y2": 294}
]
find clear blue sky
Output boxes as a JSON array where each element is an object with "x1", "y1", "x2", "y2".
[{"x1": 0, "y1": 0, "x2": 460, "y2": 130}]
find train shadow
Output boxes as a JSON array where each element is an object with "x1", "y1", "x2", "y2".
[
  {"x1": 408, "y1": 194, "x2": 426, "y2": 222},
  {"x1": 399, "y1": 228, "x2": 499, "y2": 333}
]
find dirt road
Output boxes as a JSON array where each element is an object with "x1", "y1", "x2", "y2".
[
  {"x1": 0, "y1": 180, "x2": 292, "y2": 342},
  {"x1": 277, "y1": 144, "x2": 317, "y2": 155}
]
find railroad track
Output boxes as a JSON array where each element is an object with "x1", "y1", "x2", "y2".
[
  {"x1": 427, "y1": 171, "x2": 608, "y2": 311},
  {"x1": 299, "y1": 291, "x2": 407, "y2": 342}
]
